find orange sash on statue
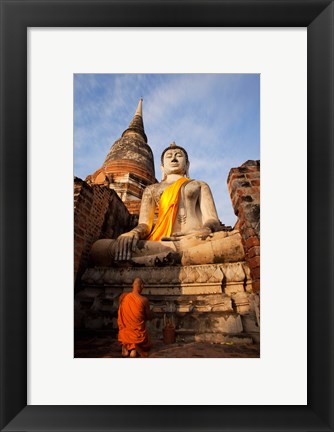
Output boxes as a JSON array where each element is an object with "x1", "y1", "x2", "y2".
[{"x1": 148, "y1": 177, "x2": 189, "y2": 241}]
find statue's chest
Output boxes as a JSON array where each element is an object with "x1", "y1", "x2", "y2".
[
  {"x1": 153, "y1": 181, "x2": 200, "y2": 207},
  {"x1": 181, "y1": 181, "x2": 200, "y2": 201},
  {"x1": 152, "y1": 184, "x2": 169, "y2": 204}
]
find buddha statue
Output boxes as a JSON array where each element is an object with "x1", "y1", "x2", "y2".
[{"x1": 91, "y1": 143, "x2": 245, "y2": 267}]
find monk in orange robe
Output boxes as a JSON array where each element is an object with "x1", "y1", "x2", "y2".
[{"x1": 118, "y1": 277, "x2": 152, "y2": 358}]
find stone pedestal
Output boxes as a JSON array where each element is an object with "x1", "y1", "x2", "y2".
[{"x1": 75, "y1": 262, "x2": 259, "y2": 344}]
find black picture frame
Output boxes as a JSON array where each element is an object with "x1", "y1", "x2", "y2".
[{"x1": 1, "y1": 1, "x2": 333, "y2": 431}]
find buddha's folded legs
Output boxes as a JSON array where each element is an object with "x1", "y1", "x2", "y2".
[
  {"x1": 180, "y1": 230, "x2": 245, "y2": 265},
  {"x1": 91, "y1": 230, "x2": 245, "y2": 267}
]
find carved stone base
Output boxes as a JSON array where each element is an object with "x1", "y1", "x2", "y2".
[{"x1": 76, "y1": 262, "x2": 260, "y2": 344}]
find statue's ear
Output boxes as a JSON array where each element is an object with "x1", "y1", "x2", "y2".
[
  {"x1": 185, "y1": 161, "x2": 190, "y2": 178},
  {"x1": 160, "y1": 164, "x2": 166, "y2": 181}
]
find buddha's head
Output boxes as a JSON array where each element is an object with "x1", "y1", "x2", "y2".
[{"x1": 160, "y1": 142, "x2": 190, "y2": 180}]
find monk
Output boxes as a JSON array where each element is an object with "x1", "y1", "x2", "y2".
[
  {"x1": 118, "y1": 277, "x2": 152, "y2": 358},
  {"x1": 91, "y1": 142, "x2": 245, "y2": 266}
]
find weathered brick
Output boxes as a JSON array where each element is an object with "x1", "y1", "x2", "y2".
[
  {"x1": 248, "y1": 256, "x2": 261, "y2": 269},
  {"x1": 74, "y1": 178, "x2": 136, "y2": 286},
  {"x1": 230, "y1": 179, "x2": 252, "y2": 195},
  {"x1": 245, "y1": 236, "x2": 260, "y2": 249},
  {"x1": 244, "y1": 204, "x2": 260, "y2": 224},
  {"x1": 252, "y1": 280, "x2": 260, "y2": 292},
  {"x1": 244, "y1": 171, "x2": 260, "y2": 179},
  {"x1": 242, "y1": 227, "x2": 257, "y2": 241},
  {"x1": 75, "y1": 237, "x2": 84, "y2": 246},
  {"x1": 251, "y1": 267, "x2": 261, "y2": 279},
  {"x1": 248, "y1": 246, "x2": 260, "y2": 259},
  {"x1": 228, "y1": 173, "x2": 247, "y2": 184},
  {"x1": 75, "y1": 228, "x2": 85, "y2": 237},
  {"x1": 228, "y1": 161, "x2": 260, "y2": 293}
]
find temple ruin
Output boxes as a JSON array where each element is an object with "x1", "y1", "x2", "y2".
[{"x1": 74, "y1": 99, "x2": 260, "y2": 350}]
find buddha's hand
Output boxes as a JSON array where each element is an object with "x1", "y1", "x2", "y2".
[{"x1": 114, "y1": 231, "x2": 140, "y2": 261}]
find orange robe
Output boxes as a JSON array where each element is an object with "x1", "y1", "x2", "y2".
[
  {"x1": 118, "y1": 292, "x2": 150, "y2": 351},
  {"x1": 148, "y1": 177, "x2": 189, "y2": 241}
]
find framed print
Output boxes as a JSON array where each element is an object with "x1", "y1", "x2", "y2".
[
  {"x1": 72, "y1": 73, "x2": 261, "y2": 361},
  {"x1": 1, "y1": 1, "x2": 333, "y2": 431},
  {"x1": 28, "y1": 28, "x2": 305, "y2": 406}
]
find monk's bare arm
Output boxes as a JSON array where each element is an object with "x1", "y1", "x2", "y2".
[
  {"x1": 199, "y1": 182, "x2": 221, "y2": 232},
  {"x1": 115, "y1": 187, "x2": 156, "y2": 261}
]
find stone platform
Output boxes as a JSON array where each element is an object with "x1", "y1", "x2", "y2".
[
  {"x1": 74, "y1": 333, "x2": 260, "y2": 358},
  {"x1": 75, "y1": 262, "x2": 260, "y2": 344}
]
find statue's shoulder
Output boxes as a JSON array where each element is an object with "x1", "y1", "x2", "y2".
[
  {"x1": 145, "y1": 183, "x2": 160, "y2": 192},
  {"x1": 142, "y1": 182, "x2": 164, "y2": 205},
  {"x1": 143, "y1": 183, "x2": 161, "y2": 198},
  {"x1": 188, "y1": 179, "x2": 210, "y2": 188},
  {"x1": 186, "y1": 180, "x2": 214, "y2": 196}
]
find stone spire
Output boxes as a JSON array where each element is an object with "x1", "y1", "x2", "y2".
[
  {"x1": 86, "y1": 98, "x2": 157, "y2": 205},
  {"x1": 135, "y1": 97, "x2": 143, "y2": 116},
  {"x1": 121, "y1": 98, "x2": 147, "y2": 143}
]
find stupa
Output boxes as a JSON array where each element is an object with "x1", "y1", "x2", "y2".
[{"x1": 86, "y1": 98, "x2": 157, "y2": 214}]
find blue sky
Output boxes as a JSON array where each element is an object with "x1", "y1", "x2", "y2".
[{"x1": 74, "y1": 74, "x2": 260, "y2": 227}]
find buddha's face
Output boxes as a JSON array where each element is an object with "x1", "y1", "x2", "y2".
[{"x1": 162, "y1": 149, "x2": 188, "y2": 176}]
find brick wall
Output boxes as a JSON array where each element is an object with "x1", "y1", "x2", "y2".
[
  {"x1": 123, "y1": 199, "x2": 141, "y2": 216},
  {"x1": 74, "y1": 177, "x2": 135, "y2": 288},
  {"x1": 227, "y1": 161, "x2": 260, "y2": 293}
]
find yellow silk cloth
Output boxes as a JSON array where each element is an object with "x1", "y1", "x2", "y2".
[{"x1": 148, "y1": 177, "x2": 189, "y2": 241}]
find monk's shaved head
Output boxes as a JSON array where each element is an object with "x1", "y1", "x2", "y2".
[{"x1": 132, "y1": 277, "x2": 144, "y2": 293}]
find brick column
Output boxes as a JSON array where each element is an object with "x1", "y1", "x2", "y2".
[
  {"x1": 74, "y1": 177, "x2": 135, "y2": 288},
  {"x1": 227, "y1": 161, "x2": 260, "y2": 293}
]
